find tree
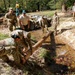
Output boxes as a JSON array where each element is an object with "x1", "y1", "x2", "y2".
[
  {"x1": 3, "y1": 0, "x2": 7, "y2": 10},
  {"x1": 0, "y1": 0, "x2": 75, "y2": 13},
  {"x1": 8, "y1": 0, "x2": 10, "y2": 7}
]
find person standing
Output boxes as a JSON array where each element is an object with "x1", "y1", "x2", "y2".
[
  {"x1": 52, "y1": 12, "x2": 59, "y2": 35},
  {"x1": 72, "y1": 2, "x2": 75, "y2": 21},
  {"x1": 16, "y1": 1, "x2": 19, "y2": 16},
  {"x1": 5, "y1": 7, "x2": 17, "y2": 31},
  {"x1": 19, "y1": 10, "x2": 30, "y2": 31}
]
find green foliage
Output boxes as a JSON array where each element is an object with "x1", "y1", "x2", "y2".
[
  {"x1": 26, "y1": 0, "x2": 38, "y2": 12},
  {"x1": 56, "y1": 0, "x2": 62, "y2": 9},
  {"x1": 0, "y1": 33, "x2": 9, "y2": 40},
  {"x1": 38, "y1": 48, "x2": 47, "y2": 58},
  {"x1": 0, "y1": 0, "x2": 75, "y2": 12},
  {"x1": 48, "y1": 0, "x2": 56, "y2": 9}
]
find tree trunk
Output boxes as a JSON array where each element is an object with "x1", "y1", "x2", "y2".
[
  {"x1": 54, "y1": 0, "x2": 56, "y2": 10},
  {"x1": 3, "y1": 0, "x2": 7, "y2": 10},
  {"x1": 37, "y1": 2, "x2": 40, "y2": 11},
  {"x1": 62, "y1": 3, "x2": 67, "y2": 13},
  {"x1": 22, "y1": 0, "x2": 24, "y2": 9},
  {"x1": 8, "y1": 0, "x2": 10, "y2": 7}
]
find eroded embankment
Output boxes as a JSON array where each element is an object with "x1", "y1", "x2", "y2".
[{"x1": 55, "y1": 28, "x2": 75, "y2": 72}]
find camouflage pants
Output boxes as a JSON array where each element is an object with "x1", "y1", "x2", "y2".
[
  {"x1": 41, "y1": 24, "x2": 48, "y2": 33},
  {"x1": 8, "y1": 23, "x2": 16, "y2": 31},
  {"x1": 0, "y1": 47, "x2": 13, "y2": 62},
  {"x1": 0, "y1": 45, "x2": 23, "y2": 66},
  {"x1": 73, "y1": 12, "x2": 75, "y2": 21},
  {"x1": 12, "y1": 49, "x2": 21, "y2": 64}
]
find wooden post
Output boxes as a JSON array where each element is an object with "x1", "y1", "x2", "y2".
[{"x1": 50, "y1": 32, "x2": 56, "y2": 50}]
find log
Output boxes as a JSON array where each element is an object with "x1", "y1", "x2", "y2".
[
  {"x1": 24, "y1": 31, "x2": 53, "y2": 62},
  {"x1": 33, "y1": 31, "x2": 52, "y2": 50}
]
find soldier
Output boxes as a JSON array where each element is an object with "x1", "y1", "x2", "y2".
[
  {"x1": 72, "y1": 2, "x2": 75, "y2": 21},
  {"x1": 19, "y1": 10, "x2": 30, "y2": 31},
  {"x1": 5, "y1": 7, "x2": 17, "y2": 31},
  {"x1": 52, "y1": 12, "x2": 59, "y2": 35},
  {"x1": 41, "y1": 16, "x2": 52, "y2": 33},
  {"x1": 11, "y1": 30, "x2": 32, "y2": 64}
]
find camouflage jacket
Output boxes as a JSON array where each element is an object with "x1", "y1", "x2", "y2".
[{"x1": 5, "y1": 13, "x2": 17, "y2": 25}]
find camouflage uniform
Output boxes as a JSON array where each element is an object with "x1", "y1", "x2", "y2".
[
  {"x1": 11, "y1": 30, "x2": 32, "y2": 64},
  {"x1": 5, "y1": 12, "x2": 17, "y2": 31},
  {"x1": 52, "y1": 12, "x2": 59, "y2": 35},
  {"x1": 72, "y1": 3, "x2": 75, "y2": 21}
]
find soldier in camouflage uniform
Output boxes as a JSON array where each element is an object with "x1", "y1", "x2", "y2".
[
  {"x1": 52, "y1": 12, "x2": 59, "y2": 35},
  {"x1": 72, "y1": 2, "x2": 75, "y2": 21},
  {"x1": 11, "y1": 30, "x2": 32, "y2": 64},
  {"x1": 5, "y1": 7, "x2": 17, "y2": 31}
]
